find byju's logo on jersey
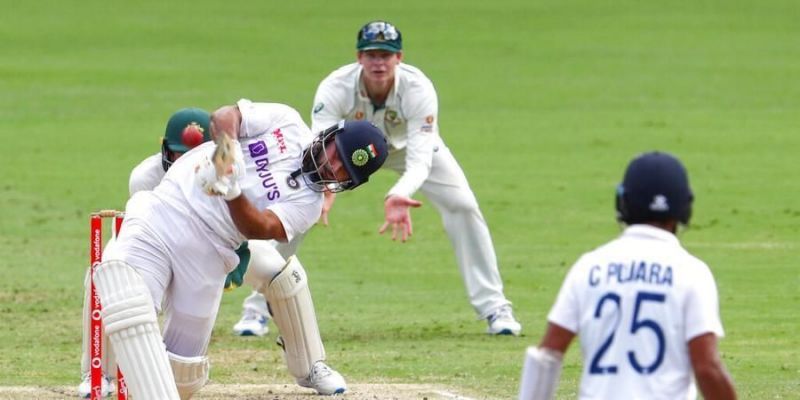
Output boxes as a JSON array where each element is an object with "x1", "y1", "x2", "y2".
[
  {"x1": 248, "y1": 141, "x2": 268, "y2": 158},
  {"x1": 649, "y1": 195, "x2": 669, "y2": 212},
  {"x1": 248, "y1": 140, "x2": 281, "y2": 201}
]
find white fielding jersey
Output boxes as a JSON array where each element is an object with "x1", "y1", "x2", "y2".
[
  {"x1": 128, "y1": 153, "x2": 164, "y2": 195},
  {"x1": 154, "y1": 99, "x2": 322, "y2": 249},
  {"x1": 311, "y1": 62, "x2": 440, "y2": 198},
  {"x1": 548, "y1": 225, "x2": 724, "y2": 400}
]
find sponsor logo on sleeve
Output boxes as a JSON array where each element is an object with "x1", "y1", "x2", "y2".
[{"x1": 271, "y1": 128, "x2": 287, "y2": 154}]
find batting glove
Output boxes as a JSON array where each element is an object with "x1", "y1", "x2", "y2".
[{"x1": 194, "y1": 146, "x2": 245, "y2": 200}]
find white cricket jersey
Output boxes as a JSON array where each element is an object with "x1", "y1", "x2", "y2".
[
  {"x1": 311, "y1": 62, "x2": 441, "y2": 198},
  {"x1": 128, "y1": 153, "x2": 164, "y2": 195},
  {"x1": 548, "y1": 225, "x2": 724, "y2": 400},
  {"x1": 154, "y1": 99, "x2": 323, "y2": 249}
]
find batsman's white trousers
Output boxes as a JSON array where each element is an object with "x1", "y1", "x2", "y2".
[
  {"x1": 104, "y1": 191, "x2": 237, "y2": 358},
  {"x1": 383, "y1": 142, "x2": 511, "y2": 319}
]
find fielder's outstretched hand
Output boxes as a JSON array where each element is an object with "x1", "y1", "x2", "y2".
[
  {"x1": 379, "y1": 195, "x2": 422, "y2": 242},
  {"x1": 318, "y1": 190, "x2": 337, "y2": 226}
]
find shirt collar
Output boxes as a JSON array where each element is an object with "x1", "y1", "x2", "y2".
[{"x1": 622, "y1": 224, "x2": 681, "y2": 246}]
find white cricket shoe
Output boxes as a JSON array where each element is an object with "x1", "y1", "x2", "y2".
[
  {"x1": 77, "y1": 373, "x2": 116, "y2": 398},
  {"x1": 233, "y1": 309, "x2": 269, "y2": 336},
  {"x1": 486, "y1": 305, "x2": 522, "y2": 336},
  {"x1": 297, "y1": 361, "x2": 347, "y2": 395}
]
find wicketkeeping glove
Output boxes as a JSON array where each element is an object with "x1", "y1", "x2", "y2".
[{"x1": 225, "y1": 242, "x2": 251, "y2": 291}]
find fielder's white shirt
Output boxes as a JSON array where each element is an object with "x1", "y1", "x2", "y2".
[
  {"x1": 155, "y1": 99, "x2": 322, "y2": 250},
  {"x1": 128, "y1": 153, "x2": 164, "y2": 195},
  {"x1": 311, "y1": 62, "x2": 440, "y2": 198},
  {"x1": 548, "y1": 225, "x2": 724, "y2": 400}
]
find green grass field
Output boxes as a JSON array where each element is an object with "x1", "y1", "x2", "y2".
[{"x1": 1, "y1": 0, "x2": 798, "y2": 398}]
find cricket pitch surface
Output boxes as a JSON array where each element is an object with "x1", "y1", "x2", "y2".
[{"x1": 0, "y1": 383, "x2": 480, "y2": 399}]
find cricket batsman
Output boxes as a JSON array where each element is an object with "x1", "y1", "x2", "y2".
[{"x1": 90, "y1": 99, "x2": 387, "y2": 399}]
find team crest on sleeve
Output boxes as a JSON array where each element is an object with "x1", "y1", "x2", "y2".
[{"x1": 421, "y1": 115, "x2": 435, "y2": 133}]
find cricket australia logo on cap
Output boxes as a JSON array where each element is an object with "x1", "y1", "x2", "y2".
[{"x1": 351, "y1": 143, "x2": 378, "y2": 167}]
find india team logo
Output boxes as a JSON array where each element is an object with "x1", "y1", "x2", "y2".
[
  {"x1": 351, "y1": 149, "x2": 369, "y2": 166},
  {"x1": 351, "y1": 143, "x2": 378, "y2": 167}
]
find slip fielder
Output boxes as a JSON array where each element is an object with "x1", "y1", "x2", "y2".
[{"x1": 311, "y1": 20, "x2": 522, "y2": 335}]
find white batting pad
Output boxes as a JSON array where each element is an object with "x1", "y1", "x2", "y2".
[
  {"x1": 81, "y1": 268, "x2": 116, "y2": 376},
  {"x1": 518, "y1": 346, "x2": 563, "y2": 400},
  {"x1": 94, "y1": 260, "x2": 180, "y2": 400},
  {"x1": 264, "y1": 256, "x2": 326, "y2": 379},
  {"x1": 244, "y1": 240, "x2": 288, "y2": 291},
  {"x1": 168, "y1": 352, "x2": 210, "y2": 400}
]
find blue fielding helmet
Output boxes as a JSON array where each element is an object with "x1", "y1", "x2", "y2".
[{"x1": 615, "y1": 151, "x2": 694, "y2": 225}]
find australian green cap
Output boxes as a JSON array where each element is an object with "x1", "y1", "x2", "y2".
[
  {"x1": 164, "y1": 108, "x2": 211, "y2": 152},
  {"x1": 356, "y1": 21, "x2": 402, "y2": 53}
]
